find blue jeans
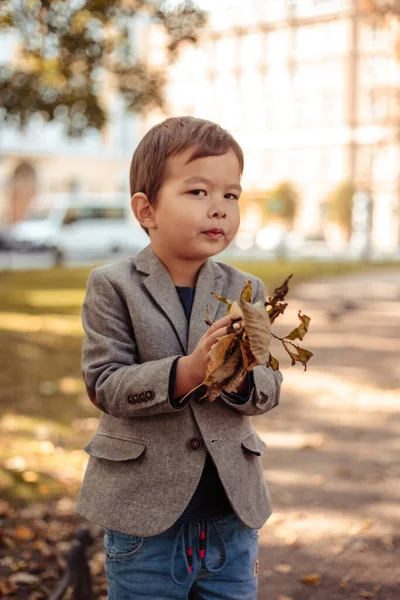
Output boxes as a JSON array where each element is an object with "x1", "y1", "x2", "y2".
[{"x1": 104, "y1": 512, "x2": 259, "y2": 599}]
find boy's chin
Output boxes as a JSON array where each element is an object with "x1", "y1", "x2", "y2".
[{"x1": 199, "y1": 239, "x2": 231, "y2": 258}]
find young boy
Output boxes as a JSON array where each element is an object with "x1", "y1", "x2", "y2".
[{"x1": 77, "y1": 116, "x2": 283, "y2": 600}]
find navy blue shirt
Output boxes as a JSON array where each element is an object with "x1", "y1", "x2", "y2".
[{"x1": 170, "y1": 286, "x2": 252, "y2": 524}]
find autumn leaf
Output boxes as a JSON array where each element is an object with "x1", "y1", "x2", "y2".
[
  {"x1": 223, "y1": 366, "x2": 246, "y2": 394},
  {"x1": 269, "y1": 274, "x2": 293, "y2": 304},
  {"x1": 189, "y1": 275, "x2": 313, "y2": 402},
  {"x1": 267, "y1": 353, "x2": 280, "y2": 371},
  {"x1": 300, "y1": 573, "x2": 321, "y2": 586},
  {"x1": 211, "y1": 293, "x2": 232, "y2": 312},
  {"x1": 239, "y1": 296, "x2": 271, "y2": 363},
  {"x1": 267, "y1": 302, "x2": 288, "y2": 324},
  {"x1": 282, "y1": 341, "x2": 314, "y2": 370},
  {"x1": 241, "y1": 280, "x2": 253, "y2": 303},
  {"x1": 204, "y1": 333, "x2": 237, "y2": 384},
  {"x1": 274, "y1": 563, "x2": 293, "y2": 573},
  {"x1": 208, "y1": 341, "x2": 242, "y2": 386},
  {"x1": 241, "y1": 335, "x2": 260, "y2": 371},
  {"x1": 13, "y1": 525, "x2": 35, "y2": 541},
  {"x1": 285, "y1": 312, "x2": 311, "y2": 341},
  {"x1": 228, "y1": 301, "x2": 243, "y2": 320}
]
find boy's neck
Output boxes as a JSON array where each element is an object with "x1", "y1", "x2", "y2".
[{"x1": 151, "y1": 244, "x2": 205, "y2": 287}]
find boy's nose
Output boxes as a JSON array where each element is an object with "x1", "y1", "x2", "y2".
[{"x1": 212, "y1": 209, "x2": 226, "y2": 218}]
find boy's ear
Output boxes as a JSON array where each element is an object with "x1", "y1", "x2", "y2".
[{"x1": 131, "y1": 193, "x2": 157, "y2": 230}]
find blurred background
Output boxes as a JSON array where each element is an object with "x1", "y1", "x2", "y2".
[
  {"x1": 0, "y1": 2, "x2": 399, "y2": 599},
  {"x1": 0, "y1": 0, "x2": 399, "y2": 266}
]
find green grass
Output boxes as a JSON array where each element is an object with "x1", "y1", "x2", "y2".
[{"x1": 0, "y1": 258, "x2": 398, "y2": 503}]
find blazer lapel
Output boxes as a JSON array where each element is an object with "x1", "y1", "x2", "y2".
[
  {"x1": 136, "y1": 245, "x2": 188, "y2": 352},
  {"x1": 187, "y1": 259, "x2": 224, "y2": 355}
]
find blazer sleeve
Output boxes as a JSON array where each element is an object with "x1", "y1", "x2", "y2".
[
  {"x1": 220, "y1": 277, "x2": 283, "y2": 416},
  {"x1": 81, "y1": 269, "x2": 188, "y2": 418}
]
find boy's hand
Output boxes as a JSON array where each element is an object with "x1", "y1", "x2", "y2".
[{"x1": 174, "y1": 315, "x2": 238, "y2": 398}]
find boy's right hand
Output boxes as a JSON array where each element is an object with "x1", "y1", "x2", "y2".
[{"x1": 175, "y1": 316, "x2": 240, "y2": 398}]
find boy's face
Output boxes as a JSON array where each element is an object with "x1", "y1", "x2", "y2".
[{"x1": 149, "y1": 148, "x2": 242, "y2": 262}]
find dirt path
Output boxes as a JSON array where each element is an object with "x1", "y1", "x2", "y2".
[{"x1": 256, "y1": 269, "x2": 400, "y2": 600}]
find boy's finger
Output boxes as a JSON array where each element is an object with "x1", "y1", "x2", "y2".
[
  {"x1": 206, "y1": 315, "x2": 231, "y2": 335},
  {"x1": 207, "y1": 326, "x2": 234, "y2": 350}
]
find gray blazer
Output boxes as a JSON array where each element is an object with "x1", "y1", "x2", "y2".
[{"x1": 76, "y1": 244, "x2": 283, "y2": 536}]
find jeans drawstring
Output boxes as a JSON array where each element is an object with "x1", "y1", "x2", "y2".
[
  {"x1": 203, "y1": 518, "x2": 228, "y2": 573},
  {"x1": 170, "y1": 517, "x2": 228, "y2": 585},
  {"x1": 170, "y1": 521, "x2": 193, "y2": 586}
]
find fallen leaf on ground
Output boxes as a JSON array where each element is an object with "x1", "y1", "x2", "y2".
[
  {"x1": 350, "y1": 519, "x2": 374, "y2": 536},
  {"x1": 340, "y1": 575, "x2": 351, "y2": 589},
  {"x1": 274, "y1": 563, "x2": 293, "y2": 574},
  {"x1": 359, "y1": 591, "x2": 375, "y2": 598},
  {"x1": 13, "y1": 525, "x2": 35, "y2": 541},
  {"x1": 9, "y1": 572, "x2": 40, "y2": 584},
  {"x1": 0, "y1": 578, "x2": 16, "y2": 595},
  {"x1": 300, "y1": 573, "x2": 321, "y2": 586}
]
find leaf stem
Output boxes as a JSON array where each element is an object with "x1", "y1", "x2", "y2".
[{"x1": 272, "y1": 332, "x2": 284, "y2": 342}]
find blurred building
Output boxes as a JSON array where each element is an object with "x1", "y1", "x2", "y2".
[
  {"x1": 145, "y1": 0, "x2": 400, "y2": 254},
  {"x1": 0, "y1": 32, "x2": 139, "y2": 225}
]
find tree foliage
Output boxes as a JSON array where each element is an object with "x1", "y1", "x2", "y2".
[
  {"x1": 361, "y1": 0, "x2": 400, "y2": 59},
  {"x1": 323, "y1": 180, "x2": 356, "y2": 240},
  {"x1": 0, "y1": 0, "x2": 206, "y2": 136},
  {"x1": 262, "y1": 181, "x2": 299, "y2": 227},
  {"x1": 361, "y1": 0, "x2": 400, "y2": 18}
]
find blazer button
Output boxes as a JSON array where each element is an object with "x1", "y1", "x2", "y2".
[
  {"x1": 144, "y1": 390, "x2": 155, "y2": 401},
  {"x1": 139, "y1": 392, "x2": 145, "y2": 402},
  {"x1": 128, "y1": 394, "x2": 139, "y2": 404},
  {"x1": 188, "y1": 438, "x2": 202, "y2": 450}
]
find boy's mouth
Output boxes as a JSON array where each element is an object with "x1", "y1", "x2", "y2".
[{"x1": 204, "y1": 228, "x2": 224, "y2": 240}]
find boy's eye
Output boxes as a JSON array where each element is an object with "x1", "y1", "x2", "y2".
[
  {"x1": 189, "y1": 189, "x2": 207, "y2": 197},
  {"x1": 225, "y1": 193, "x2": 239, "y2": 200}
]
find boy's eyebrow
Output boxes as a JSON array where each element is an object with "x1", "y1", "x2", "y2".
[{"x1": 183, "y1": 176, "x2": 242, "y2": 193}]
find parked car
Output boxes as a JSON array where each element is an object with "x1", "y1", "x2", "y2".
[{"x1": 10, "y1": 194, "x2": 149, "y2": 265}]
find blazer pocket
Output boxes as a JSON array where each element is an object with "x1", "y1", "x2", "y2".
[
  {"x1": 84, "y1": 433, "x2": 146, "y2": 461},
  {"x1": 241, "y1": 431, "x2": 267, "y2": 456}
]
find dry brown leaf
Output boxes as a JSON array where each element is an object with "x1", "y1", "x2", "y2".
[
  {"x1": 9, "y1": 572, "x2": 40, "y2": 584},
  {"x1": 300, "y1": 573, "x2": 321, "y2": 586},
  {"x1": 201, "y1": 275, "x2": 313, "y2": 401},
  {"x1": 223, "y1": 367, "x2": 246, "y2": 394},
  {"x1": 211, "y1": 293, "x2": 232, "y2": 312},
  {"x1": 228, "y1": 301, "x2": 243, "y2": 320},
  {"x1": 204, "y1": 333, "x2": 236, "y2": 383},
  {"x1": 13, "y1": 525, "x2": 35, "y2": 541},
  {"x1": 240, "y1": 335, "x2": 260, "y2": 371},
  {"x1": 359, "y1": 591, "x2": 375, "y2": 598},
  {"x1": 267, "y1": 353, "x2": 280, "y2": 370},
  {"x1": 0, "y1": 578, "x2": 16, "y2": 595},
  {"x1": 286, "y1": 311, "x2": 311, "y2": 341},
  {"x1": 239, "y1": 298, "x2": 271, "y2": 363},
  {"x1": 31, "y1": 540, "x2": 54, "y2": 557},
  {"x1": 282, "y1": 340, "x2": 313, "y2": 371},
  {"x1": 340, "y1": 575, "x2": 351, "y2": 589},
  {"x1": 241, "y1": 280, "x2": 253, "y2": 303},
  {"x1": 274, "y1": 563, "x2": 293, "y2": 574}
]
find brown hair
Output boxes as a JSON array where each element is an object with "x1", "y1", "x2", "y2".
[{"x1": 129, "y1": 116, "x2": 244, "y2": 204}]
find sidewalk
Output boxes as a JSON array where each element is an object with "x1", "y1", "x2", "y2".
[{"x1": 256, "y1": 269, "x2": 400, "y2": 600}]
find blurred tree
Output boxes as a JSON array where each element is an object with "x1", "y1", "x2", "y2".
[
  {"x1": 322, "y1": 180, "x2": 356, "y2": 241},
  {"x1": 262, "y1": 182, "x2": 299, "y2": 228},
  {"x1": 0, "y1": 1, "x2": 206, "y2": 136},
  {"x1": 362, "y1": 1, "x2": 400, "y2": 57}
]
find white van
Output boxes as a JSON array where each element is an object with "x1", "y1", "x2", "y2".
[{"x1": 10, "y1": 193, "x2": 149, "y2": 265}]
